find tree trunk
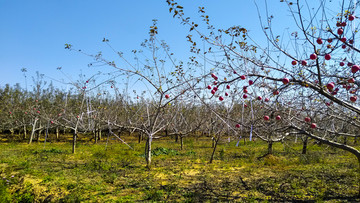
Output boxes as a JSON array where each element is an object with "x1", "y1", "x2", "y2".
[
  {"x1": 180, "y1": 136, "x2": 183, "y2": 150},
  {"x1": 302, "y1": 136, "x2": 308, "y2": 154},
  {"x1": 145, "y1": 135, "x2": 152, "y2": 169},
  {"x1": 209, "y1": 136, "x2": 220, "y2": 163},
  {"x1": 28, "y1": 119, "x2": 38, "y2": 144},
  {"x1": 94, "y1": 129, "x2": 98, "y2": 144},
  {"x1": 37, "y1": 121, "x2": 42, "y2": 142},
  {"x1": 267, "y1": 140, "x2": 273, "y2": 155},
  {"x1": 343, "y1": 136, "x2": 347, "y2": 145},
  {"x1": 98, "y1": 129, "x2": 102, "y2": 140},
  {"x1": 212, "y1": 137, "x2": 215, "y2": 148},
  {"x1": 354, "y1": 137, "x2": 358, "y2": 144},
  {"x1": 56, "y1": 127, "x2": 59, "y2": 140},
  {"x1": 175, "y1": 134, "x2": 178, "y2": 143},
  {"x1": 72, "y1": 130, "x2": 77, "y2": 154},
  {"x1": 23, "y1": 124, "x2": 27, "y2": 139},
  {"x1": 138, "y1": 132, "x2": 142, "y2": 144},
  {"x1": 37, "y1": 130, "x2": 41, "y2": 142}
]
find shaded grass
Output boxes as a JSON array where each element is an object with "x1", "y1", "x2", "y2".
[{"x1": 0, "y1": 135, "x2": 359, "y2": 202}]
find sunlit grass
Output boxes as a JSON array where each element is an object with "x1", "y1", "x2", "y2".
[{"x1": 0, "y1": 134, "x2": 359, "y2": 202}]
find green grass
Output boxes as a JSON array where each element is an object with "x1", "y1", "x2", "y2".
[{"x1": 0, "y1": 135, "x2": 359, "y2": 202}]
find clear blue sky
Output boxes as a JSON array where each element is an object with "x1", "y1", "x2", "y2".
[{"x1": 0, "y1": 0, "x2": 310, "y2": 91}]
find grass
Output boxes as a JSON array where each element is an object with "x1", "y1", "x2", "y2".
[{"x1": 0, "y1": 134, "x2": 359, "y2": 202}]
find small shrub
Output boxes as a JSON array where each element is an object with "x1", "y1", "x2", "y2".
[{"x1": 152, "y1": 147, "x2": 178, "y2": 156}]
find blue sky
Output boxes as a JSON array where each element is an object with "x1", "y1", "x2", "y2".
[{"x1": 0, "y1": 0, "x2": 301, "y2": 91}]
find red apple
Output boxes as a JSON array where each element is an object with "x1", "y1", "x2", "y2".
[
  {"x1": 348, "y1": 62, "x2": 353, "y2": 67},
  {"x1": 337, "y1": 28, "x2": 344, "y2": 35},
  {"x1": 219, "y1": 96, "x2": 224, "y2": 101},
  {"x1": 213, "y1": 86, "x2": 218, "y2": 91},
  {"x1": 305, "y1": 117, "x2": 311, "y2": 122},
  {"x1": 265, "y1": 98, "x2": 270, "y2": 102},
  {"x1": 235, "y1": 124, "x2": 241, "y2": 128},
  {"x1": 233, "y1": 70, "x2": 237, "y2": 74},
  {"x1": 310, "y1": 53, "x2": 317, "y2": 60},
  {"x1": 327, "y1": 83, "x2": 334, "y2": 90},
  {"x1": 243, "y1": 94, "x2": 248, "y2": 99},
  {"x1": 342, "y1": 45, "x2": 347, "y2": 49},
  {"x1": 273, "y1": 90, "x2": 279, "y2": 95},
  {"x1": 257, "y1": 96, "x2": 262, "y2": 101},
  {"x1": 301, "y1": 60, "x2": 307, "y2": 66},
  {"x1": 264, "y1": 116, "x2": 270, "y2": 121},
  {"x1": 350, "y1": 96, "x2": 357, "y2": 102},
  {"x1": 282, "y1": 78, "x2": 290, "y2": 85},
  {"x1": 211, "y1": 90, "x2": 216, "y2": 94},
  {"x1": 225, "y1": 92, "x2": 229, "y2": 96},
  {"x1": 316, "y1": 38, "x2": 323, "y2": 44},
  {"x1": 213, "y1": 81, "x2": 218, "y2": 85},
  {"x1": 310, "y1": 123, "x2": 317, "y2": 129},
  {"x1": 244, "y1": 104, "x2": 248, "y2": 108},
  {"x1": 349, "y1": 15, "x2": 355, "y2": 21},
  {"x1": 349, "y1": 39, "x2": 354, "y2": 44},
  {"x1": 327, "y1": 38, "x2": 333, "y2": 43},
  {"x1": 275, "y1": 115, "x2": 281, "y2": 120},
  {"x1": 226, "y1": 85, "x2": 230, "y2": 89},
  {"x1": 37, "y1": 111, "x2": 40, "y2": 114},
  {"x1": 340, "y1": 62, "x2": 345, "y2": 66},
  {"x1": 50, "y1": 121, "x2": 54, "y2": 124},
  {"x1": 291, "y1": 60, "x2": 297, "y2": 65},
  {"x1": 341, "y1": 37, "x2": 347, "y2": 43},
  {"x1": 348, "y1": 78, "x2": 355, "y2": 83},
  {"x1": 240, "y1": 75, "x2": 246, "y2": 80},
  {"x1": 341, "y1": 22, "x2": 347, "y2": 27},
  {"x1": 165, "y1": 94, "x2": 170, "y2": 99},
  {"x1": 243, "y1": 89, "x2": 248, "y2": 93},
  {"x1": 248, "y1": 80, "x2": 254, "y2": 85},
  {"x1": 207, "y1": 85, "x2": 212, "y2": 89},
  {"x1": 352, "y1": 65, "x2": 360, "y2": 73},
  {"x1": 211, "y1": 73, "x2": 216, "y2": 78},
  {"x1": 325, "y1": 54, "x2": 331, "y2": 60},
  {"x1": 86, "y1": 80, "x2": 89, "y2": 83},
  {"x1": 9, "y1": 112, "x2": 12, "y2": 114}
]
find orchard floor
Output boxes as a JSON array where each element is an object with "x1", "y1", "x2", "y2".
[{"x1": 0, "y1": 134, "x2": 360, "y2": 202}]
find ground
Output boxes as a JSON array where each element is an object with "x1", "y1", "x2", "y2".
[{"x1": 0, "y1": 134, "x2": 359, "y2": 202}]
